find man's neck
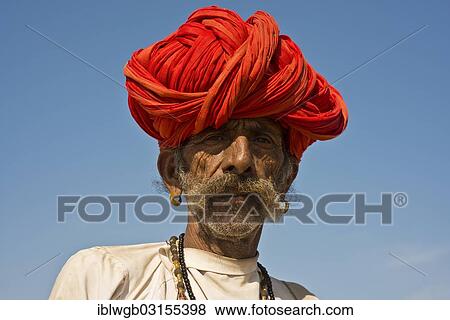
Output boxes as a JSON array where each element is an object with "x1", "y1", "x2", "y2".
[{"x1": 183, "y1": 218, "x2": 262, "y2": 259}]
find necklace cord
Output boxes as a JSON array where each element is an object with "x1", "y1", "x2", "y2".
[{"x1": 172, "y1": 233, "x2": 275, "y2": 300}]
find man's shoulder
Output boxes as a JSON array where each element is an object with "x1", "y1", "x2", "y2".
[
  {"x1": 86, "y1": 241, "x2": 167, "y2": 258},
  {"x1": 50, "y1": 241, "x2": 168, "y2": 299},
  {"x1": 69, "y1": 241, "x2": 168, "y2": 271},
  {"x1": 270, "y1": 277, "x2": 318, "y2": 300}
]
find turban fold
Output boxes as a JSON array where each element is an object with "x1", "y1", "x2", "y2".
[{"x1": 124, "y1": 5, "x2": 348, "y2": 160}]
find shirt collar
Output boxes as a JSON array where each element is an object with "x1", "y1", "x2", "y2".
[
  {"x1": 159, "y1": 243, "x2": 258, "y2": 276},
  {"x1": 184, "y1": 247, "x2": 258, "y2": 275}
]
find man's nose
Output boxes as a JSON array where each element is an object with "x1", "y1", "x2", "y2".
[{"x1": 221, "y1": 136, "x2": 255, "y2": 176}]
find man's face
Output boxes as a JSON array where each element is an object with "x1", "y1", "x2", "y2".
[{"x1": 161, "y1": 118, "x2": 298, "y2": 240}]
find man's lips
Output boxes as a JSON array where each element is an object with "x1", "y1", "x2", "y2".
[
  {"x1": 207, "y1": 192, "x2": 254, "y2": 201},
  {"x1": 229, "y1": 192, "x2": 254, "y2": 203},
  {"x1": 231, "y1": 195, "x2": 245, "y2": 203}
]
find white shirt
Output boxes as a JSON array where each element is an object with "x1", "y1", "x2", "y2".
[{"x1": 49, "y1": 242, "x2": 316, "y2": 300}]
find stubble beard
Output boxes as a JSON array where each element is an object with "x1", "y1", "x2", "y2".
[{"x1": 178, "y1": 171, "x2": 286, "y2": 241}]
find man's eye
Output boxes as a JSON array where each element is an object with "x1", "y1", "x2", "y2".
[
  {"x1": 205, "y1": 135, "x2": 225, "y2": 142},
  {"x1": 255, "y1": 136, "x2": 272, "y2": 144}
]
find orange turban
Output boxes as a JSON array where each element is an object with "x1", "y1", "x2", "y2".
[{"x1": 124, "y1": 5, "x2": 348, "y2": 160}]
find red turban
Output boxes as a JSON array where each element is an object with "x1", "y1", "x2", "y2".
[{"x1": 124, "y1": 6, "x2": 348, "y2": 160}]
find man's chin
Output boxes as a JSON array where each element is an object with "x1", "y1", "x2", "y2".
[{"x1": 201, "y1": 221, "x2": 262, "y2": 241}]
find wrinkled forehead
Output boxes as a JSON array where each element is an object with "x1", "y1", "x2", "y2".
[
  {"x1": 226, "y1": 118, "x2": 283, "y2": 133},
  {"x1": 198, "y1": 118, "x2": 286, "y2": 140}
]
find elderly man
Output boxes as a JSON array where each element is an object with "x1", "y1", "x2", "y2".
[{"x1": 50, "y1": 5, "x2": 347, "y2": 300}]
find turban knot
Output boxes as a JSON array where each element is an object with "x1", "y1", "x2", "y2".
[{"x1": 124, "y1": 5, "x2": 348, "y2": 160}]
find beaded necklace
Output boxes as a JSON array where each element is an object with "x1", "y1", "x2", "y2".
[{"x1": 168, "y1": 233, "x2": 275, "y2": 300}]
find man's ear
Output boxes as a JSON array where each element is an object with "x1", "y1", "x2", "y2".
[
  {"x1": 283, "y1": 158, "x2": 299, "y2": 193},
  {"x1": 157, "y1": 148, "x2": 182, "y2": 196}
]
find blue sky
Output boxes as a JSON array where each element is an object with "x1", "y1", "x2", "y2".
[{"x1": 1, "y1": 0, "x2": 449, "y2": 299}]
